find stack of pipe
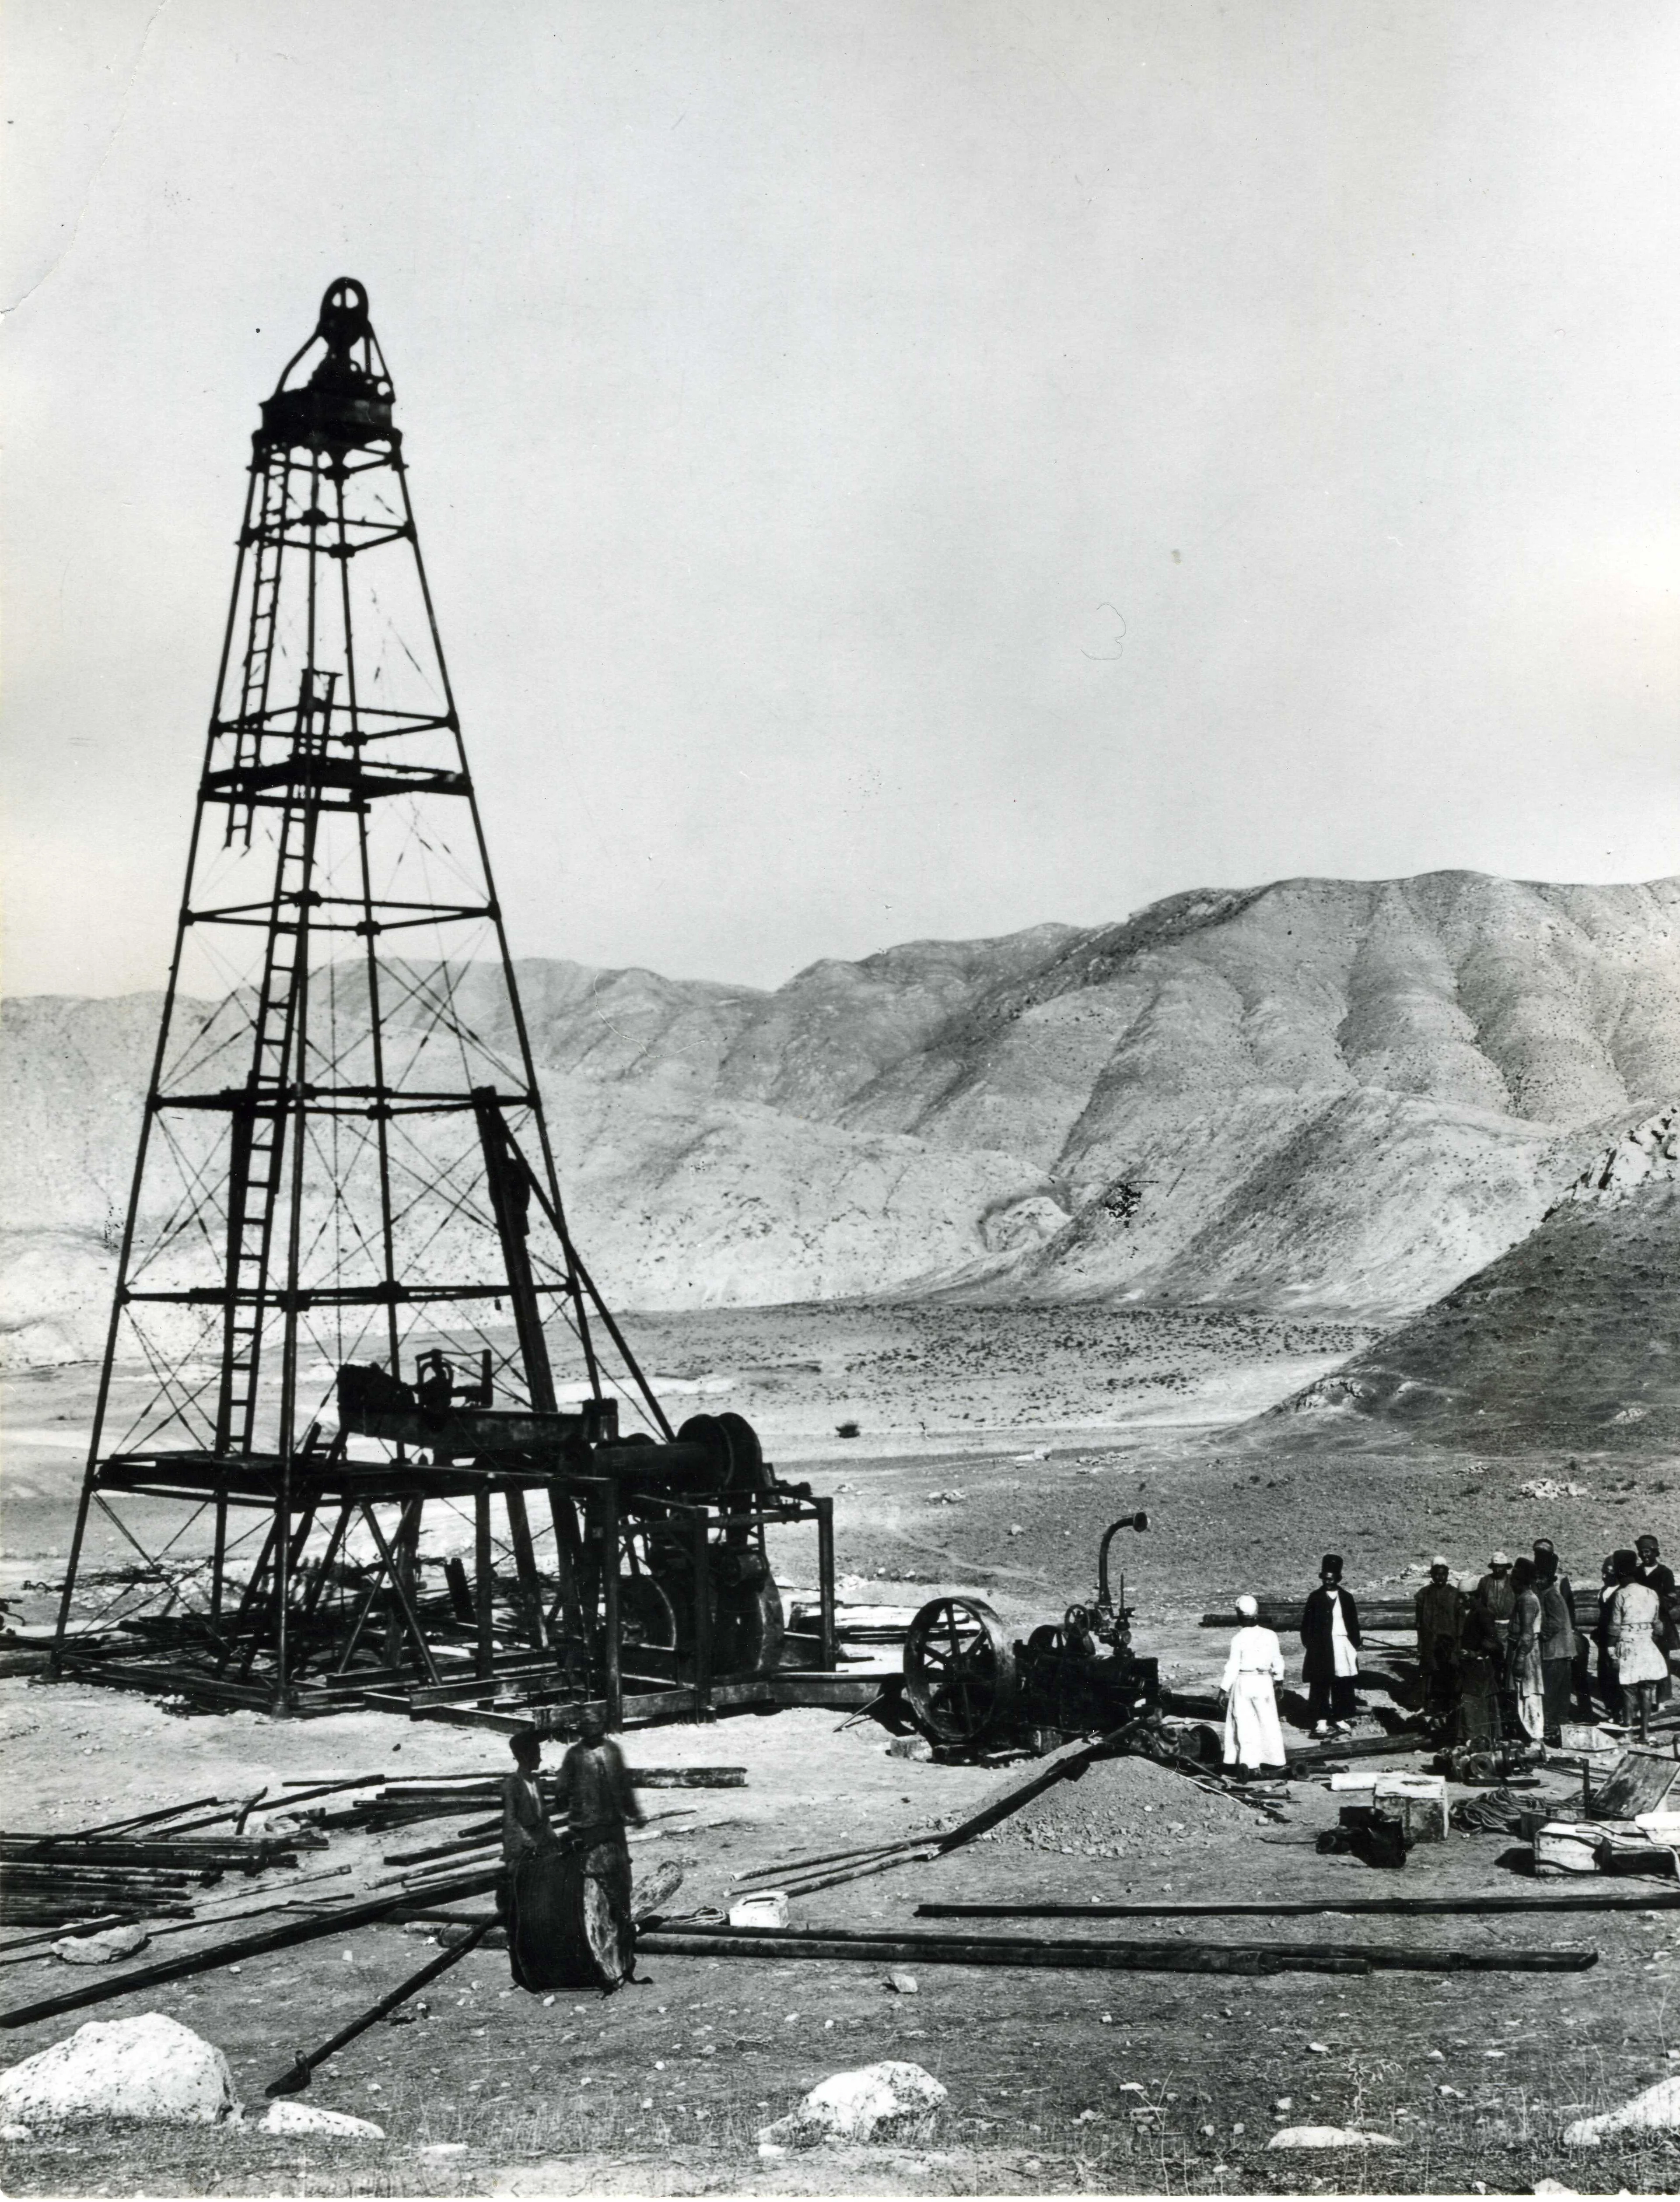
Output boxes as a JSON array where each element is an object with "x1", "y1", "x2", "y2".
[
  {"x1": 0, "y1": 1797, "x2": 300, "y2": 1929},
  {"x1": 284, "y1": 1765, "x2": 745, "y2": 1835}
]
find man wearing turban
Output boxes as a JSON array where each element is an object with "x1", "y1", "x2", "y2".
[{"x1": 1220, "y1": 1594, "x2": 1286, "y2": 1775}]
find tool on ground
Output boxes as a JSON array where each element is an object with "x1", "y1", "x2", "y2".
[{"x1": 265, "y1": 1918, "x2": 494, "y2": 2096}]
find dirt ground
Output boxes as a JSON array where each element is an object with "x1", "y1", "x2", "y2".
[{"x1": 3, "y1": 1304, "x2": 1680, "y2": 2196}]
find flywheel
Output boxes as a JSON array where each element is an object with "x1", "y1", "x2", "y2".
[{"x1": 903, "y1": 1594, "x2": 1019, "y2": 1747}]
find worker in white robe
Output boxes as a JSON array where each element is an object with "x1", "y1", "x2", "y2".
[{"x1": 1220, "y1": 1594, "x2": 1286, "y2": 1773}]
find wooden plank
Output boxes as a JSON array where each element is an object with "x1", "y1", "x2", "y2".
[{"x1": 1588, "y1": 1750, "x2": 1680, "y2": 1822}]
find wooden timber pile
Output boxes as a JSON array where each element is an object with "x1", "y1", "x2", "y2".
[
  {"x1": 0, "y1": 1795, "x2": 304, "y2": 1929},
  {"x1": 277, "y1": 1764, "x2": 746, "y2": 1835}
]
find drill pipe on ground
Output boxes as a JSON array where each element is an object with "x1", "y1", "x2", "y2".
[
  {"x1": 637, "y1": 1926, "x2": 1368, "y2": 1976},
  {"x1": 918, "y1": 1893, "x2": 1680, "y2": 1918},
  {"x1": 638, "y1": 1920, "x2": 1596, "y2": 1975}
]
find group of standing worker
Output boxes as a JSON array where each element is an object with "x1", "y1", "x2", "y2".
[
  {"x1": 1220, "y1": 1533, "x2": 1677, "y2": 1774},
  {"x1": 1435, "y1": 1533, "x2": 1676, "y2": 1747}
]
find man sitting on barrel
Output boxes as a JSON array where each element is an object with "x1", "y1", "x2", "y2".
[{"x1": 557, "y1": 1706, "x2": 647, "y2": 1970}]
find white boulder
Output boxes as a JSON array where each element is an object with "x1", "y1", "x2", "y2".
[
  {"x1": 260, "y1": 2099, "x2": 385, "y2": 2139},
  {"x1": 758, "y1": 2061, "x2": 947, "y2": 2148},
  {"x1": 0, "y1": 2013, "x2": 236, "y2": 2128},
  {"x1": 1564, "y1": 2074, "x2": 1680, "y2": 2146},
  {"x1": 1268, "y1": 2125, "x2": 1401, "y2": 2150}
]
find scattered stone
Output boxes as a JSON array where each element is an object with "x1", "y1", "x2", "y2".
[
  {"x1": 1564, "y1": 2074, "x2": 1680, "y2": 2146},
  {"x1": 421, "y1": 2141, "x2": 467, "y2": 2156},
  {"x1": 1268, "y1": 2126, "x2": 1400, "y2": 2150},
  {"x1": 887, "y1": 1973, "x2": 918, "y2": 1995},
  {"x1": 50, "y1": 1924, "x2": 150, "y2": 1966},
  {"x1": 261, "y1": 2100, "x2": 385, "y2": 2139},
  {"x1": 0, "y1": 2014, "x2": 236, "y2": 2128},
  {"x1": 886, "y1": 1736, "x2": 934, "y2": 1761},
  {"x1": 1, "y1": 2122, "x2": 32, "y2": 2141},
  {"x1": 758, "y1": 2061, "x2": 947, "y2": 2148}
]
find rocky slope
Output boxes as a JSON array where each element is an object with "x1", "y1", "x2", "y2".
[
  {"x1": 5, "y1": 870, "x2": 1679, "y2": 1364},
  {"x1": 1280, "y1": 1106, "x2": 1680, "y2": 1455}
]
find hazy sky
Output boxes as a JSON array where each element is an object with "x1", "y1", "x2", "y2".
[{"x1": 4, "y1": 1, "x2": 1679, "y2": 998}]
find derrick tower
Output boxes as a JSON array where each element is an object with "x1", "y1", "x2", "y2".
[{"x1": 52, "y1": 280, "x2": 838, "y2": 1719}]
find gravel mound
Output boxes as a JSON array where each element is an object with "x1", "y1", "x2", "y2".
[{"x1": 988, "y1": 1752, "x2": 1252, "y2": 1861}]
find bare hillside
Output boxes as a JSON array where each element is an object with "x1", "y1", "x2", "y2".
[
  {"x1": 4, "y1": 870, "x2": 1678, "y2": 1364},
  {"x1": 1281, "y1": 1108, "x2": 1680, "y2": 1454}
]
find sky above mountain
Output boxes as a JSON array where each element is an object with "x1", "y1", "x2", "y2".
[{"x1": 5, "y1": 1, "x2": 1680, "y2": 999}]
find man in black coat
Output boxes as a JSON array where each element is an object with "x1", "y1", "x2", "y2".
[{"x1": 1300, "y1": 1553, "x2": 1362, "y2": 1737}]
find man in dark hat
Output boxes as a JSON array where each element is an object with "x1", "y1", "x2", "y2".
[{"x1": 1300, "y1": 1554, "x2": 1362, "y2": 1737}]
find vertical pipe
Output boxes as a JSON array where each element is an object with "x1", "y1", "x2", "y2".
[
  {"x1": 210, "y1": 1499, "x2": 228, "y2": 1620},
  {"x1": 475, "y1": 1489, "x2": 494, "y2": 1680},
  {"x1": 816, "y1": 1497, "x2": 837, "y2": 1674},
  {"x1": 602, "y1": 1483, "x2": 622, "y2": 1729},
  {"x1": 545, "y1": 1485, "x2": 588, "y2": 1675},
  {"x1": 691, "y1": 1507, "x2": 712, "y2": 1719},
  {"x1": 272, "y1": 515, "x2": 328, "y2": 1714},
  {"x1": 334, "y1": 461, "x2": 404, "y2": 1407},
  {"x1": 504, "y1": 1491, "x2": 545, "y2": 1649},
  {"x1": 270, "y1": 1495, "x2": 292, "y2": 1713},
  {"x1": 471, "y1": 1094, "x2": 557, "y2": 1414}
]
